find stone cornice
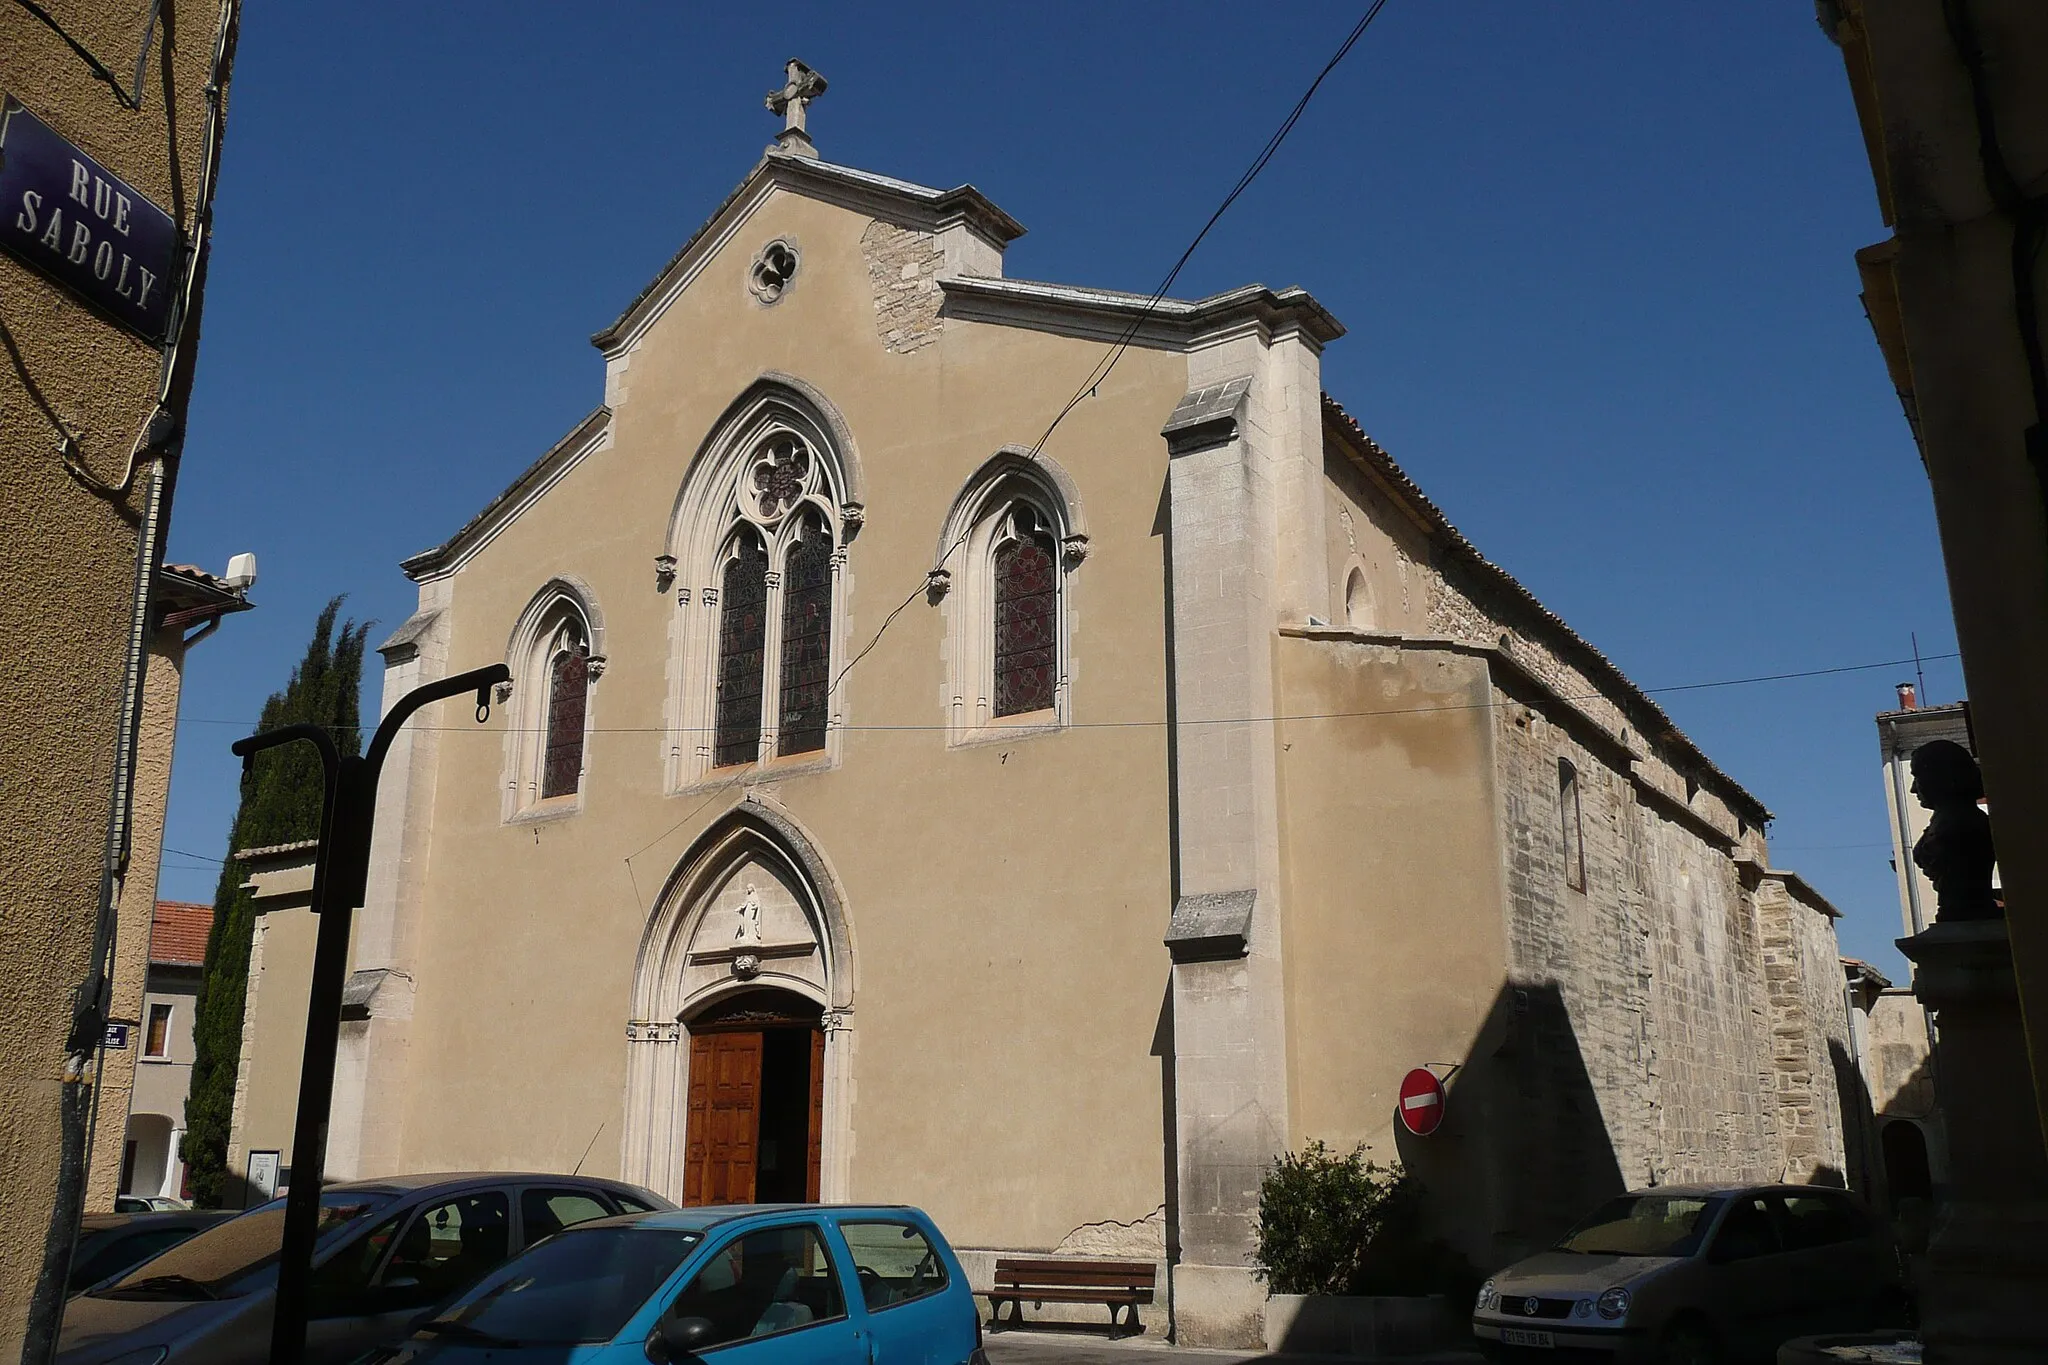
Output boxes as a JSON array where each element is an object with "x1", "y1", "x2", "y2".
[
  {"x1": 401, "y1": 407, "x2": 612, "y2": 584},
  {"x1": 940, "y1": 276, "x2": 1345, "y2": 351},
  {"x1": 1279, "y1": 624, "x2": 1745, "y2": 851}
]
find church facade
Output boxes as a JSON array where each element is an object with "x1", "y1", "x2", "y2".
[{"x1": 322, "y1": 97, "x2": 1857, "y2": 1346}]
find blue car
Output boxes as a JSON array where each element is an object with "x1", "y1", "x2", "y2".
[{"x1": 364, "y1": 1204, "x2": 986, "y2": 1365}]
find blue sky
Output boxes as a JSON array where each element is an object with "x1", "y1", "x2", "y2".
[{"x1": 158, "y1": 1, "x2": 1958, "y2": 981}]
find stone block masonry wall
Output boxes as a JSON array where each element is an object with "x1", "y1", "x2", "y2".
[
  {"x1": 1756, "y1": 879, "x2": 1855, "y2": 1183},
  {"x1": 1490, "y1": 699, "x2": 1782, "y2": 1250},
  {"x1": 859, "y1": 221, "x2": 945, "y2": 353}
]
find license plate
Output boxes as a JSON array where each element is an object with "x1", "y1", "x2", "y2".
[{"x1": 1500, "y1": 1328, "x2": 1555, "y2": 1348}]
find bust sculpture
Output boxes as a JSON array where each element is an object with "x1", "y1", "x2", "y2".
[{"x1": 1910, "y1": 740, "x2": 2000, "y2": 921}]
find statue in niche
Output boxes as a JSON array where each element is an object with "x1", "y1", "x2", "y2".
[
  {"x1": 733, "y1": 882, "x2": 765, "y2": 946},
  {"x1": 1910, "y1": 740, "x2": 2000, "y2": 922}
]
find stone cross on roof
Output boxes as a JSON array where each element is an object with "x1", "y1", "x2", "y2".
[{"x1": 766, "y1": 58, "x2": 827, "y2": 160}]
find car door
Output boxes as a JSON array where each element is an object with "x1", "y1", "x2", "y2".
[
  {"x1": 1774, "y1": 1191, "x2": 1883, "y2": 1332},
  {"x1": 1699, "y1": 1192, "x2": 1796, "y2": 1360},
  {"x1": 305, "y1": 1187, "x2": 513, "y2": 1363},
  {"x1": 830, "y1": 1216, "x2": 970, "y2": 1365},
  {"x1": 654, "y1": 1219, "x2": 867, "y2": 1365}
]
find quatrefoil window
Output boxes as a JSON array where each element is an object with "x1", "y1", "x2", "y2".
[
  {"x1": 748, "y1": 434, "x2": 814, "y2": 521},
  {"x1": 749, "y1": 239, "x2": 799, "y2": 303}
]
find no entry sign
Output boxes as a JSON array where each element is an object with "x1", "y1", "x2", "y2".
[{"x1": 1397, "y1": 1067, "x2": 1446, "y2": 1136}]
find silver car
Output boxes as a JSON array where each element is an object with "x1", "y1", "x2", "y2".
[
  {"x1": 1471, "y1": 1184, "x2": 1908, "y2": 1365},
  {"x1": 57, "y1": 1172, "x2": 668, "y2": 1365}
]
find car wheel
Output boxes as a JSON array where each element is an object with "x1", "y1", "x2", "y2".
[{"x1": 1659, "y1": 1318, "x2": 1722, "y2": 1365}]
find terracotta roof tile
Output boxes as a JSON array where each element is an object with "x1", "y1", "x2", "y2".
[{"x1": 149, "y1": 900, "x2": 214, "y2": 966}]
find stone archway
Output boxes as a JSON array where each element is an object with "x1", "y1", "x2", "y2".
[{"x1": 623, "y1": 799, "x2": 853, "y2": 1203}]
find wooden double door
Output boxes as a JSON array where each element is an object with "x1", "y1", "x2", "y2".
[{"x1": 683, "y1": 998, "x2": 824, "y2": 1206}]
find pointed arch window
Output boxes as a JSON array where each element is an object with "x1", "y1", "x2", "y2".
[
  {"x1": 541, "y1": 620, "x2": 590, "y2": 798},
  {"x1": 933, "y1": 449, "x2": 1087, "y2": 746},
  {"x1": 715, "y1": 532, "x2": 771, "y2": 768},
  {"x1": 778, "y1": 510, "x2": 835, "y2": 755},
  {"x1": 665, "y1": 383, "x2": 858, "y2": 790},
  {"x1": 993, "y1": 506, "x2": 1059, "y2": 717},
  {"x1": 503, "y1": 579, "x2": 604, "y2": 821}
]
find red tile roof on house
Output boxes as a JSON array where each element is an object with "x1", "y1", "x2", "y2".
[{"x1": 150, "y1": 900, "x2": 214, "y2": 966}]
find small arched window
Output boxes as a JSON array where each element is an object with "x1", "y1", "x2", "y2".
[
  {"x1": 503, "y1": 579, "x2": 604, "y2": 820},
  {"x1": 1559, "y1": 756, "x2": 1587, "y2": 892},
  {"x1": 715, "y1": 530, "x2": 771, "y2": 768},
  {"x1": 541, "y1": 620, "x2": 590, "y2": 799},
  {"x1": 934, "y1": 449, "x2": 1086, "y2": 746}
]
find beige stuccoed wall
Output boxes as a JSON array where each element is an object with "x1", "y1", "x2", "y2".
[
  {"x1": 384, "y1": 186, "x2": 1188, "y2": 1252},
  {"x1": 1321, "y1": 456, "x2": 1433, "y2": 636},
  {"x1": 0, "y1": 2, "x2": 234, "y2": 1340},
  {"x1": 1272, "y1": 635, "x2": 1509, "y2": 1260},
  {"x1": 83, "y1": 633, "x2": 187, "y2": 1210},
  {"x1": 225, "y1": 905, "x2": 315, "y2": 1207}
]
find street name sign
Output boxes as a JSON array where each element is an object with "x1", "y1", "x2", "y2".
[
  {"x1": 1397, "y1": 1066, "x2": 1445, "y2": 1136},
  {"x1": 0, "y1": 98, "x2": 178, "y2": 345}
]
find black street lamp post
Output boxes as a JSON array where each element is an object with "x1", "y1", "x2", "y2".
[{"x1": 231, "y1": 663, "x2": 509, "y2": 1365}]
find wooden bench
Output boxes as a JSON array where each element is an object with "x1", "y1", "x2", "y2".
[{"x1": 982, "y1": 1258, "x2": 1156, "y2": 1339}]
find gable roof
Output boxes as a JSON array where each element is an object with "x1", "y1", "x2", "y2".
[
  {"x1": 149, "y1": 900, "x2": 214, "y2": 966},
  {"x1": 1321, "y1": 392, "x2": 1770, "y2": 825},
  {"x1": 401, "y1": 406, "x2": 612, "y2": 582},
  {"x1": 591, "y1": 152, "x2": 1026, "y2": 355}
]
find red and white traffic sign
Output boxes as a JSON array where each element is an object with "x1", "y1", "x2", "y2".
[{"x1": 1397, "y1": 1067, "x2": 1446, "y2": 1136}]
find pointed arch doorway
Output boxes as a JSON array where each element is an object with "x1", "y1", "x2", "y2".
[
  {"x1": 683, "y1": 989, "x2": 824, "y2": 1205},
  {"x1": 623, "y1": 800, "x2": 854, "y2": 1206}
]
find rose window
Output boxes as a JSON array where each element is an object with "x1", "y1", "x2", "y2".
[{"x1": 747, "y1": 435, "x2": 813, "y2": 522}]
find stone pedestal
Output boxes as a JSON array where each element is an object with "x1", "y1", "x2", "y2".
[{"x1": 1897, "y1": 921, "x2": 2048, "y2": 1364}]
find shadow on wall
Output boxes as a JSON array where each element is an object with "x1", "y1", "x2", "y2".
[
  {"x1": 1830, "y1": 1038, "x2": 1884, "y2": 1207},
  {"x1": 1392, "y1": 980, "x2": 1626, "y2": 1277}
]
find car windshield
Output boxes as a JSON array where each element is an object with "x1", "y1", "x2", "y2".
[
  {"x1": 96, "y1": 1191, "x2": 396, "y2": 1299},
  {"x1": 420, "y1": 1227, "x2": 702, "y2": 1347},
  {"x1": 1555, "y1": 1195, "x2": 1722, "y2": 1257}
]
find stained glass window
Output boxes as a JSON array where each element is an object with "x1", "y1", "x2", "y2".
[
  {"x1": 778, "y1": 512, "x2": 833, "y2": 756},
  {"x1": 541, "y1": 629, "x2": 588, "y2": 799},
  {"x1": 714, "y1": 533, "x2": 769, "y2": 767},
  {"x1": 993, "y1": 507, "x2": 1059, "y2": 717}
]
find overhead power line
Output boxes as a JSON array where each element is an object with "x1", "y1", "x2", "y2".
[
  {"x1": 828, "y1": 1, "x2": 1394, "y2": 700},
  {"x1": 177, "y1": 648, "x2": 1963, "y2": 737}
]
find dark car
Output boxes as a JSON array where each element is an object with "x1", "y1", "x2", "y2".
[
  {"x1": 363, "y1": 1203, "x2": 985, "y2": 1365},
  {"x1": 68, "y1": 1213, "x2": 232, "y2": 1296},
  {"x1": 56, "y1": 1172, "x2": 669, "y2": 1365},
  {"x1": 1472, "y1": 1185, "x2": 1908, "y2": 1365}
]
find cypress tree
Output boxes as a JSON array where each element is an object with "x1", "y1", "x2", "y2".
[{"x1": 181, "y1": 598, "x2": 368, "y2": 1208}]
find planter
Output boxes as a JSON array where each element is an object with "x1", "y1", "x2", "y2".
[{"x1": 1262, "y1": 1293, "x2": 1463, "y2": 1358}]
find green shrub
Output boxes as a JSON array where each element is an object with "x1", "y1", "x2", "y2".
[{"x1": 1253, "y1": 1141, "x2": 1479, "y2": 1300}]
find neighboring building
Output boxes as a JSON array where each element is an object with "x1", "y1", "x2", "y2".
[
  {"x1": 1841, "y1": 957, "x2": 1943, "y2": 1225},
  {"x1": 0, "y1": 3, "x2": 243, "y2": 1347},
  {"x1": 110, "y1": 901, "x2": 212, "y2": 1203},
  {"x1": 1875, "y1": 685, "x2": 1984, "y2": 941},
  {"x1": 227, "y1": 83, "x2": 1858, "y2": 1346},
  {"x1": 223, "y1": 841, "x2": 319, "y2": 1209},
  {"x1": 80, "y1": 565, "x2": 252, "y2": 1214}
]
